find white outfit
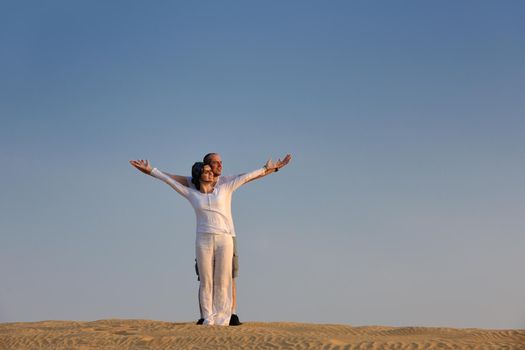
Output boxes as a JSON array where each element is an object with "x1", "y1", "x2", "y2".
[{"x1": 150, "y1": 167, "x2": 264, "y2": 325}]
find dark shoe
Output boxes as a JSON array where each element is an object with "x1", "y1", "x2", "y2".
[
  {"x1": 229, "y1": 314, "x2": 242, "y2": 326},
  {"x1": 196, "y1": 318, "x2": 204, "y2": 325}
]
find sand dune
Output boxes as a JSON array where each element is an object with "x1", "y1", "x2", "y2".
[{"x1": 1, "y1": 319, "x2": 523, "y2": 349}]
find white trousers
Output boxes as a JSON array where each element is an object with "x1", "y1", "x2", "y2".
[{"x1": 195, "y1": 232, "x2": 233, "y2": 326}]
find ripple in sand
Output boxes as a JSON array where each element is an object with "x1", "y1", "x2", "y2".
[{"x1": 1, "y1": 320, "x2": 524, "y2": 350}]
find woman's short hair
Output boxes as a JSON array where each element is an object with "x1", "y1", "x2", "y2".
[{"x1": 191, "y1": 162, "x2": 205, "y2": 190}]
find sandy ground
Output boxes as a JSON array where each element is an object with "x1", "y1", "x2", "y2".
[{"x1": 1, "y1": 319, "x2": 523, "y2": 349}]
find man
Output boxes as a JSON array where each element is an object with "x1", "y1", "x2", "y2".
[{"x1": 165, "y1": 153, "x2": 291, "y2": 325}]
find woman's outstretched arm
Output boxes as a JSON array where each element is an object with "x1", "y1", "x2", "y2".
[
  {"x1": 164, "y1": 172, "x2": 190, "y2": 187},
  {"x1": 129, "y1": 159, "x2": 153, "y2": 175},
  {"x1": 129, "y1": 160, "x2": 189, "y2": 187},
  {"x1": 129, "y1": 159, "x2": 191, "y2": 197}
]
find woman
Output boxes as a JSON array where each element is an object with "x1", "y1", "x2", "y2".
[{"x1": 129, "y1": 158, "x2": 286, "y2": 325}]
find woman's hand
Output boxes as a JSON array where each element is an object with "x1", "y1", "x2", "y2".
[{"x1": 129, "y1": 159, "x2": 153, "y2": 175}]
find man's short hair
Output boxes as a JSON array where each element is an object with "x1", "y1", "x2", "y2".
[{"x1": 203, "y1": 153, "x2": 219, "y2": 165}]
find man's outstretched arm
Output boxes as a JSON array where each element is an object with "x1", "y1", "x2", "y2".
[{"x1": 245, "y1": 154, "x2": 292, "y2": 183}]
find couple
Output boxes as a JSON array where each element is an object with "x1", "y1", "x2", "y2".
[{"x1": 130, "y1": 153, "x2": 291, "y2": 326}]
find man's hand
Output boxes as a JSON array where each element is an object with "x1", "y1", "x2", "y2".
[
  {"x1": 275, "y1": 154, "x2": 292, "y2": 170},
  {"x1": 265, "y1": 154, "x2": 292, "y2": 172},
  {"x1": 129, "y1": 159, "x2": 153, "y2": 175}
]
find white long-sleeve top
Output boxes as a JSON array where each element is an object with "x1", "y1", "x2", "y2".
[{"x1": 150, "y1": 167, "x2": 265, "y2": 236}]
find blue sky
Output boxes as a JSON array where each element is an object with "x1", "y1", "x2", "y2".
[{"x1": 1, "y1": 1, "x2": 524, "y2": 329}]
